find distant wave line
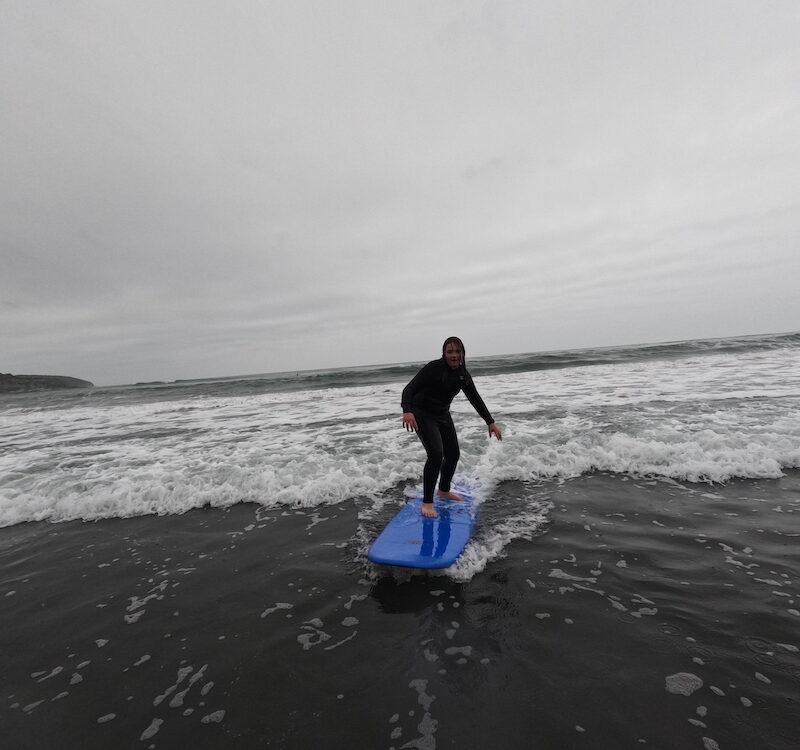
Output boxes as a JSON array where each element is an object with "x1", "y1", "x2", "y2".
[{"x1": 134, "y1": 330, "x2": 800, "y2": 393}]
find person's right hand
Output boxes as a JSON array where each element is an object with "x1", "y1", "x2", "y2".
[{"x1": 402, "y1": 412, "x2": 418, "y2": 432}]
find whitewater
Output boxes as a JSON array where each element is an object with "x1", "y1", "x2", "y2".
[{"x1": 2, "y1": 333, "x2": 799, "y2": 529}]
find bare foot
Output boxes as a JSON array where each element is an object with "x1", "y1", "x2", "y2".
[
  {"x1": 421, "y1": 503, "x2": 438, "y2": 518},
  {"x1": 436, "y1": 490, "x2": 465, "y2": 502}
]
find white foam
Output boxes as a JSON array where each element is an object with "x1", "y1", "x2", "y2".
[
  {"x1": 201, "y1": 710, "x2": 225, "y2": 723},
  {"x1": 139, "y1": 718, "x2": 163, "y2": 741},
  {"x1": 665, "y1": 672, "x2": 703, "y2": 696},
  {"x1": 324, "y1": 631, "x2": 358, "y2": 650},
  {"x1": 297, "y1": 620, "x2": 331, "y2": 650},
  {"x1": 261, "y1": 602, "x2": 293, "y2": 618},
  {"x1": 442, "y1": 498, "x2": 552, "y2": 582},
  {"x1": 36, "y1": 666, "x2": 63, "y2": 682},
  {"x1": 406, "y1": 679, "x2": 437, "y2": 750},
  {"x1": 1, "y1": 347, "x2": 798, "y2": 526}
]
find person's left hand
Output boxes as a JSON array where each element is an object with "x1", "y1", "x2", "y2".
[{"x1": 488, "y1": 423, "x2": 502, "y2": 441}]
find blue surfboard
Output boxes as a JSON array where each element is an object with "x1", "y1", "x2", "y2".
[{"x1": 367, "y1": 488, "x2": 477, "y2": 569}]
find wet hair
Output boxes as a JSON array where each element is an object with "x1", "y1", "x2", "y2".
[{"x1": 441, "y1": 336, "x2": 466, "y2": 370}]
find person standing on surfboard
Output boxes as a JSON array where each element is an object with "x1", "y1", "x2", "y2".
[{"x1": 401, "y1": 336, "x2": 502, "y2": 518}]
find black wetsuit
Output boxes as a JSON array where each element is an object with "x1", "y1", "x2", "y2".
[{"x1": 401, "y1": 359, "x2": 494, "y2": 504}]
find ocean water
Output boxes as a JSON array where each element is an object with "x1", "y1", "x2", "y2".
[
  {"x1": 2, "y1": 333, "x2": 798, "y2": 542},
  {"x1": 2, "y1": 332, "x2": 799, "y2": 748}
]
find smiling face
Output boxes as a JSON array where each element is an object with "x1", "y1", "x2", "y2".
[{"x1": 443, "y1": 341, "x2": 464, "y2": 369}]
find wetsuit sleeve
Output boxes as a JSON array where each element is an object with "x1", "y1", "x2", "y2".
[
  {"x1": 462, "y1": 373, "x2": 494, "y2": 424},
  {"x1": 401, "y1": 361, "x2": 439, "y2": 413}
]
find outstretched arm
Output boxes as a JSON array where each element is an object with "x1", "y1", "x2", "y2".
[
  {"x1": 463, "y1": 374, "x2": 502, "y2": 439},
  {"x1": 462, "y1": 373, "x2": 494, "y2": 424}
]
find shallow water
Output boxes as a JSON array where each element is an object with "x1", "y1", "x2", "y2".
[{"x1": 3, "y1": 471, "x2": 798, "y2": 749}]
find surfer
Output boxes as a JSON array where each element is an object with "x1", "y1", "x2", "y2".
[{"x1": 402, "y1": 336, "x2": 502, "y2": 518}]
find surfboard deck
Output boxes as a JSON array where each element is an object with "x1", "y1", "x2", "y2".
[{"x1": 367, "y1": 488, "x2": 477, "y2": 569}]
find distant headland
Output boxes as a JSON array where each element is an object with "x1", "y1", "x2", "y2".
[{"x1": 0, "y1": 373, "x2": 94, "y2": 393}]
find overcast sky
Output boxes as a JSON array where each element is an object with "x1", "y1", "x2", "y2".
[{"x1": 3, "y1": 1, "x2": 799, "y2": 385}]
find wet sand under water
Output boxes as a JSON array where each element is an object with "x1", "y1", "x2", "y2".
[{"x1": 2, "y1": 471, "x2": 799, "y2": 749}]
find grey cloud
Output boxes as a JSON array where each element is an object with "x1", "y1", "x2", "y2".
[{"x1": 2, "y1": 1, "x2": 799, "y2": 384}]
